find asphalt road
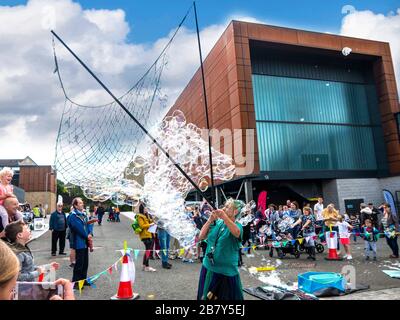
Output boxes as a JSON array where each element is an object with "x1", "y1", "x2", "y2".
[{"x1": 29, "y1": 214, "x2": 400, "y2": 300}]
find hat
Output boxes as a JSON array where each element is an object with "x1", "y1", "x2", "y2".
[
  {"x1": 57, "y1": 195, "x2": 63, "y2": 206},
  {"x1": 360, "y1": 203, "x2": 367, "y2": 208}
]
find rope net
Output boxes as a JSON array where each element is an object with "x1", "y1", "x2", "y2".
[{"x1": 54, "y1": 7, "x2": 191, "y2": 195}]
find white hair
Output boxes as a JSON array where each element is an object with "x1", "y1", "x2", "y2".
[{"x1": 0, "y1": 167, "x2": 14, "y2": 178}]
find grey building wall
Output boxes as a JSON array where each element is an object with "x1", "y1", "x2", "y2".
[
  {"x1": 379, "y1": 176, "x2": 400, "y2": 199},
  {"x1": 322, "y1": 176, "x2": 400, "y2": 213},
  {"x1": 322, "y1": 180, "x2": 339, "y2": 208},
  {"x1": 336, "y1": 179, "x2": 382, "y2": 213}
]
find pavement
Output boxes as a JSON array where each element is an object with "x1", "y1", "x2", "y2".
[{"x1": 28, "y1": 213, "x2": 400, "y2": 300}]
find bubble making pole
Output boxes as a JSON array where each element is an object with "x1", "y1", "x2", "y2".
[
  {"x1": 193, "y1": 1, "x2": 216, "y2": 205},
  {"x1": 51, "y1": 30, "x2": 216, "y2": 209}
]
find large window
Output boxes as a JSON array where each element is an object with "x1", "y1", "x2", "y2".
[{"x1": 253, "y1": 74, "x2": 385, "y2": 173}]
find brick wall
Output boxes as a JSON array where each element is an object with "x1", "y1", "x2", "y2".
[{"x1": 19, "y1": 166, "x2": 56, "y2": 193}]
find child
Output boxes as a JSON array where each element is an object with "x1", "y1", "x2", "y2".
[
  {"x1": 292, "y1": 207, "x2": 316, "y2": 260},
  {"x1": 349, "y1": 214, "x2": 361, "y2": 242},
  {"x1": 182, "y1": 247, "x2": 194, "y2": 263},
  {"x1": 362, "y1": 219, "x2": 379, "y2": 261},
  {"x1": 257, "y1": 225, "x2": 267, "y2": 248},
  {"x1": 337, "y1": 216, "x2": 353, "y2": 260},
  {"x1": 249, "y1": 222, "x2": 257, "y2": 244},
  {"x1": 5, "y1": 220, "x2": 59, "y2": 281},
  {"x1": 0, "y1": 168, "x2": 15, "y2": 234}
]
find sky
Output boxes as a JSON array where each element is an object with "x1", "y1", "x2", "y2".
[{"x1": 0, "y1": 0, "x2": 399, "y2": 165}]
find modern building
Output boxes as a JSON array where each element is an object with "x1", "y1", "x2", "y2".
[
  {"x1": 0, "y1": 156, "x2": 57, "y2": 212},
  {"x1": 170, "y1": 21, "x2": 400, "y2": 213}
]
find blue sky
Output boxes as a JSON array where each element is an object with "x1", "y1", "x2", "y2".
[
  {"x1": 4, "y1": 0, "x2": 400, "y2": 43},
  {"x1": 1, "y1": 0, "x2": 399, "y2": 164}
]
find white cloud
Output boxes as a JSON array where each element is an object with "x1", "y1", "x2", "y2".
[
  {"x1": 0, "y1": 0, "x2": 235, "y2": 165},
  {"x1": 5, "y1": 0, "x2": 397, "y2": 170},
  {"x1": 340, "y1": 9, "x2": 400, "y2": 93}
]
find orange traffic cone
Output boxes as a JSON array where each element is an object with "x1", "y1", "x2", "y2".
[
  {"x1": 324, "y1": 231, "x2": 342, "y2": 261},
  {"x1": 111, "y1": 254, "x2": 139, "y2": 300}
]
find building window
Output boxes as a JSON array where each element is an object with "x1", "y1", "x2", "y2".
[{"x1": 252, "y1": 74, "x2": 384, "y2": 172}]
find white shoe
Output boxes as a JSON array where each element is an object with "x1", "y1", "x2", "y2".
[
  {"x1": 343, "y1": 254, "x2": 348, "y2": 259},
  {"x1": 144, "y1": 267, "x2": 156, "y2": 272},
  {"x1": 347, "y1": 255, "x2": 353, "y2": 260}
]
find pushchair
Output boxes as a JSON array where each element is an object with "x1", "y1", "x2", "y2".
[
  {"x1": 269, "y1": 216, "x2": 300, "y2": 259},
  {"x1": 107, "y1": 210, "x2": 115, "y2": 222},
  {"x1": 296, "y1": 231, "x2": 325, "y2": 254}
]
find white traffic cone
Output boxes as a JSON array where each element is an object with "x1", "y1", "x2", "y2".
[
  {"x1": 324, "y1": 231, "x2": 342, "y2": 261},
  {"x1": 111, "y1": 254, "x2": 139, "y2": 300}
]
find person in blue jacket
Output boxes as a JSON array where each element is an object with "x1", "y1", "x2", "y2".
[
  {"x1": 68, "y1": 197, "x2": 92, "y2": 286},
  {"x1": 49, "y1": 201, "x2": 67, "y2": 256}
]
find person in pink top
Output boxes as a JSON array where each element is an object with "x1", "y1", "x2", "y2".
[
  {"x1": 0, "y1": 168, "x2": 16, "y2": 237},
  {"x1": 0, "y1": 167, "x2": 14, "y2": 205}
]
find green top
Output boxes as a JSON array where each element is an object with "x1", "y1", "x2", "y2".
[{"x1": 203, "y1": 219, "x2": 243, "y2": 276}]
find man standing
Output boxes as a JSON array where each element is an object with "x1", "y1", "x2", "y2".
[
  {"x1": 157, "y1": 221, "x2": 172, "y2": 269},
  {"x1": 32, "y1": 205, "x2": 40, "y2": 219},
  {"x1": 314, "y1": 197, "x2": 325, "y2": 241},
  {"x1": 368, "y1": 203, "x2": 381, "y2": 225},
  {"x1": 114, "y1": 207, "x2": 121, "y2": 222},
  {"x1": 314, "y1": 197, "x2": 325, "y2": 242},
  {"x1": 360, "y1": 203, "x2": 379, "y2": 228},
  {"x1": 96, "y1": 204, "x2": 105, "y2": 226},
  {"x1": 68, "y1": 197, "x2": 92, "y2": 286},
  {"x1": 49, "y1": 201, "x2": 67, "y2": 256},
  {"x1": 313, "y1": 197, "x2": 324, "y2": 222}
]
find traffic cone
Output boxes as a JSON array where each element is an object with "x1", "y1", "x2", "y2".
[
  {"x1": 111, "y1": 254, "x2": 139, "y2": 300},
  {"x1": 324, "y1": 231, "x2": 342, "y2": 261}
]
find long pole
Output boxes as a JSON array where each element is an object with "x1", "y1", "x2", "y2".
[
  {"x1": 193, "y1": 1, "x2": 215, "y2": 205},
  {"x1": 51, "y1": 30, "x2": 216, "y2": 209}
]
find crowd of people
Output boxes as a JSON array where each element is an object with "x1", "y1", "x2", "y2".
[
  {"x1": 242, "y1": 197, "x2": 399, "y2": 261},
  {"x1": 2, "y1": 164, "x2": 400, "y2": 301},
  {"x1": 0, "y1": 167, "x2": 75, "y2": 300}
]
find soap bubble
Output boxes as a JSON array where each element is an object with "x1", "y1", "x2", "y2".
[
  {"x1": 132, "y1": 167, "x2": 142, "y2": 176},
  {"x1": 342, "y1": 47, "x2": 352, "y2": 56},
  {"x1": 199, "y1": 177, "x2": 209, "y2": 192},
  {"x1": 133, "y1": 156, "x2": 146, "y2": 168},
  {"x1": 76, "y1": 109, "x2": 236, "y2": 247},
  {"x1": 277, "y1": 216, "x2": 295, "y2": 232}
]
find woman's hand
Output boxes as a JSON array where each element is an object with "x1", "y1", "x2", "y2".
[
  {"x1": 213, "y1": 209, "x2": 227, "y2": 221},
  {"x1": 208, "y1": 212, "x2": 218, "y2": 223}
]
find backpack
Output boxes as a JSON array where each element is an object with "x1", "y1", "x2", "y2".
[{"x1": 131, "y1": 216, "x2": 142, "y2": 234}]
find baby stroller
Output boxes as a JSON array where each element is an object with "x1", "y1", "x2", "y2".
[
  {"x1": 269, "y1": 216, "x2": 300, "y2": 259},
  {"x1": 107, "y1": 209, "x2": 115, "y2": 222},
  {"x1": 296, "y1": 232, "x2": 325, "y2": 254}
]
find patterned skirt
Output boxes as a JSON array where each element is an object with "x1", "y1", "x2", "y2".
[{"x1": 197, "y1": 265, "x2": 243, "y2": 300}]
